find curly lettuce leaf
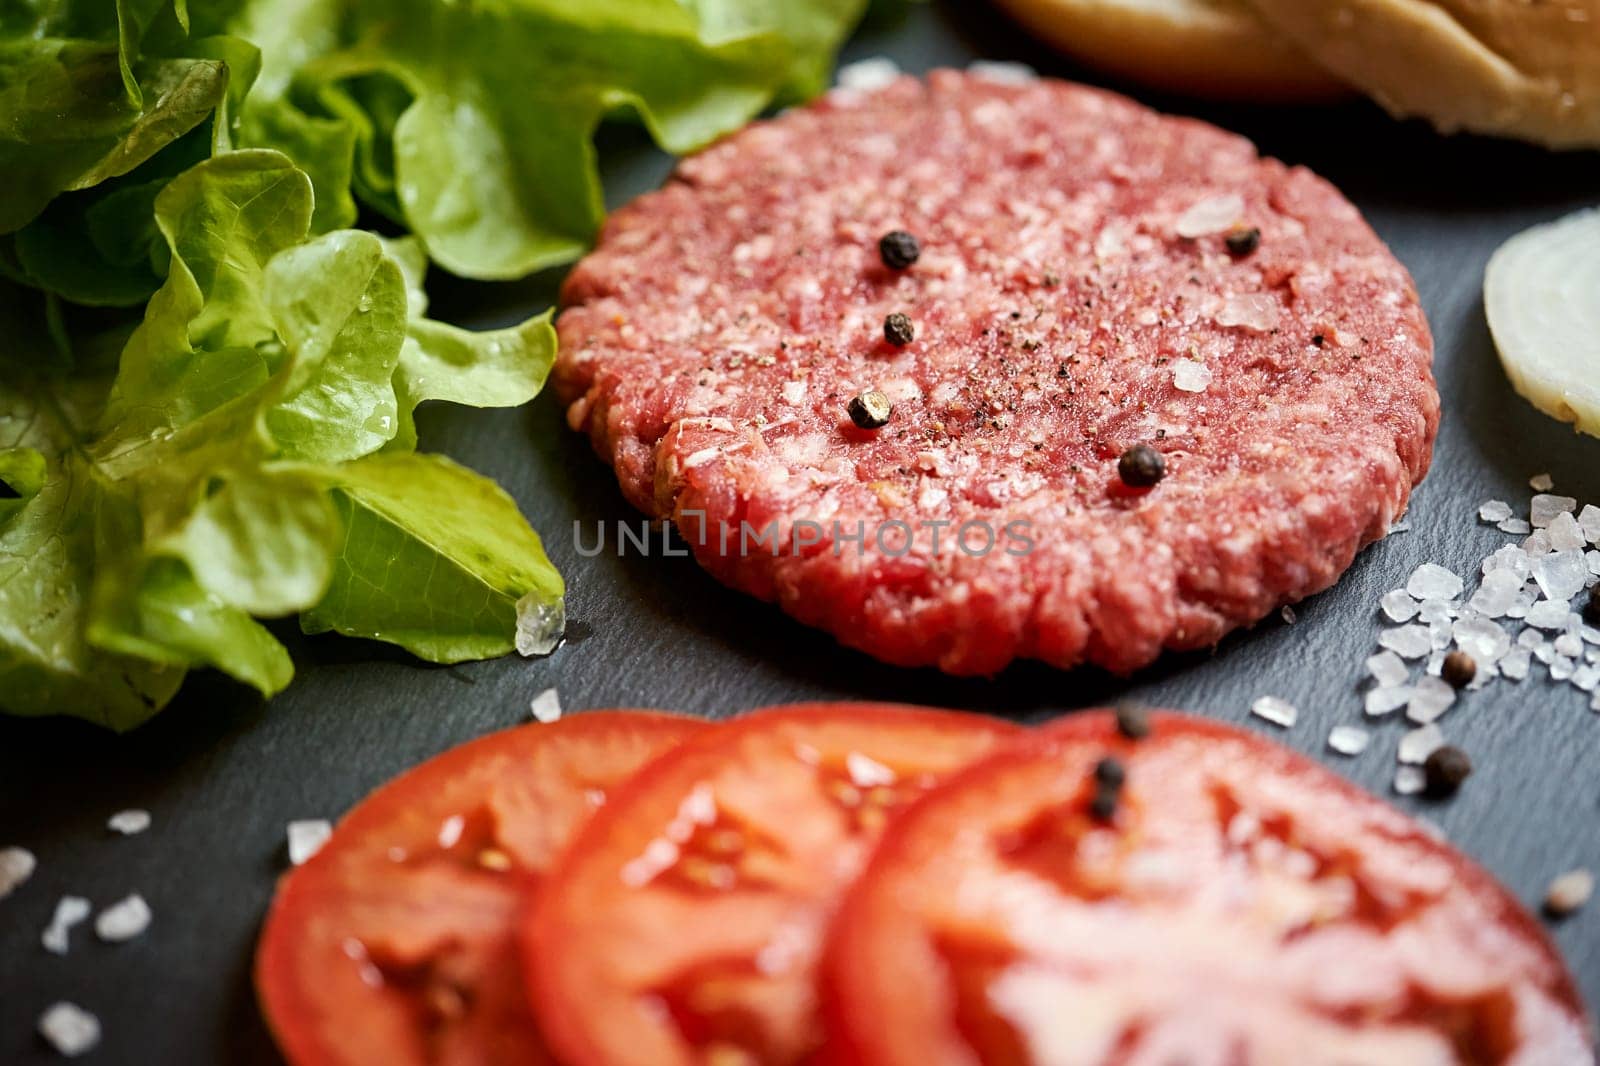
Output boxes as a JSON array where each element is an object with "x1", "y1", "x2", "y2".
[
  {"x1": 0, "y1": 150, "x2": 560, "y2": 729},
  {"x1": 204, "y1": 0, "x2": 869, "y2": 278}
]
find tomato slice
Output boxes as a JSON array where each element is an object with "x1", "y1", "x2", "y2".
[
  {"x1": 821, "y1": 711, "x2": 1593, "y2": 1065},
  {"x1": 522, "y1": 702, "x2": 1021, "y2": 1066},
  {"x1": 255, "y1": 710, "x2": 706, "y2": 1066}
]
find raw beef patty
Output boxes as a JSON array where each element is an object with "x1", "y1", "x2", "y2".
[{"x1": 554, "y1": 69, "x2": 1438, "y2": 675}]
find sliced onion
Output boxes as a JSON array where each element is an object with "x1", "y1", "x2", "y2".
[{"x1": 1484, "y1": 208, "x2": 1600, "y2": 437}]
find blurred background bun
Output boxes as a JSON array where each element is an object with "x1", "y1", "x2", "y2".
[
  {"x1": 990, "y1": 0, "x2": 1349, "y2": 101},
  {"x1": 1243, "y1": 0, "x2": 1600, "y2": 147}
]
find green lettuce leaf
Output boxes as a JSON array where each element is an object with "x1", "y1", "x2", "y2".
[
  {"x1": 0, "y1": 149, "x2": 560, "y2": 729},
  {"x1": 203, "y1": 0, "x2": 868, "y2": 277}
]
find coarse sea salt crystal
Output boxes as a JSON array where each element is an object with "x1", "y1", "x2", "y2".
[
  {"x1": 0, "y1": 846, "x2": 35, "y2": 899},
  {"x1": 1552, "y1": 655, "x2": 1576, "y2": 681},
  {"x1": 1534, "y1": 643, "x2": 1558, "y2": 665},
  {"x1": 1172, "y1": 360, "x2": 1212, "y2": 392},
  {"x1": 1216, "y1": 293, "x2": 1280, "y2": 332},
  {"x1": 1502, "y1": 647, "x2": 1532, "y2": 680},
  {"x1": 1593, "y1": 689, "x2": 1600, "y2": 712},
  {"x1": 1547, "y1": 512, "x2": 1588, "y2": 552},
  {"x1": 1572, "y1": 664, "x2": 1600, "y2": 692},
  {"x1": 42, "y1": 896, "x2": 90, "y2": 955},
  {"x1": 1479, "y1": 500, "x2": 1514, "y2": 523},
  {"x1": 1250, "y1": 696, "x2": 1297, "y2": 728},
  {"x1": 1526, "y1": 601, "x2": 1575, "y2": 631},
  {"x1": 1518, "y1": 627, "x2": 1546, "y2": 649},
  {"x1": 1398, "y1": 723, "x2": 1445, "y2": 765},
  {"x1": 1524, "y1": 530, "x2": 1553, "y2": 556},
  {"x1": 1379, "y1": 624, "x2": 1432, "y2": 660},
  {"x1": 836, "y1": 56, "x2": 901, "y2": 91},
  {"x1": 1366, "y1": 651, "x2": 1409, "y2": 688},
  {"x1": 1530, "y1": 473, "x2": 1555, "y2": 492},
  {"x1": 1379, "y1": 589, "x2": 1419, "y2": 622},
  {"x1": 287, "y1": 820, "x2": 332, "y2": 866},
  {"x1": 1406, "y1": 563, "x2": 1464, "y2": 601},
  {"x1": 1176, "y1": 194, "x2": 1244, "y2": 238},
  {"x1": 1327, "y1": 726, "x2": 1370, "y2": 756},
  {"x1": 1535, "y1": 550, "x2": 1590, "y2": 602},
  {"x1": 1395, "y1": 766, "x2": 1427, "y2": 795},
  {"x1": 1406, "y1": 676, "x2": 1457, "y2": 724},
  {"x1": 1365, "y1": 686, "x2": 1412, "y2": 717},
  {"x1": 38, "y1": 1003, "x2": 100, "y2": 1058},
  {"x1": 1470, "y1": 568, "x2": 1523, "y2": 617},
  {"x1": 530, "y1": 687, "x2": 562, "y2": 723},
  {"x1": 1484, "y1": 544, "x2": 1533, "y2": 580},
  {"x1": 1531, "y1": 494, "x2": 1578, "y2": 528},
  {"x1": 1500, "y1": 517, "x2": 1533, "y2": 535},
  {"x1": 107, "y1": 809, "x2": 150, "y2": 836},
  {"x1": 847, "y1": 751, "x2": 897, "y2": 787},
  {"x1": 1418, "y1": 599, "x2": 1455, "y2": 625},
  {"x1": 967, "y1": 59, "x2": 1038, "y2": 84},
  {"x1": 95, "y1": 894, "x2": 151, "y2": 943},
  {"x1": 1579, "y1": 505, "x2": 1600, "y2": 544},
  {"x1": 1590, "y1": 550, "x2": 1600, "y2": 577},
  {"x1": 514, "y1": 593, "x2": 566, "y2": 657},
  {"x1": 1555, "y1": 632, "x2": 1584, "y2": 658},
  {"x1": 1453, "y1": 616, "x2": 1511, "y2": 663}
]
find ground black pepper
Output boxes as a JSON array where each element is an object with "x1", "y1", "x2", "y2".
[
  {"x1": 878, "y1": 230, "x2": 920, "y2": 270},
  {"x1": 1118, "y1": 444, "x2": 1165, "y2": 488}
]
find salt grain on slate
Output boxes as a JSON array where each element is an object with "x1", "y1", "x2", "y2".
[
  {"x1": 1398, "y1": 723, "x2": 1445, "y2": 765},
  {"x1": 1502, "y1": 647, "x2": 1532, "y2": 680},
  {"x1": 1327, "y1": 726, "x2": 1370, "y2": 756},
  {"x1": 1380, "y1": 589, "x2": 1419, "y2": 622},
  {"x1": 1547, "y1": 512, "x2": 1588, "y2": 552},
  {"x1": 1555, "y1": 632, "x2": 1583, "y2": 658},
  {"x1": 38, "y1": 1002, "x2": 100, "y2": 1058},
  {"x1": 1479, "y1": 500, "x2": 1513, "y2": 523},
  {"x1": 0, "y1": 845, "x2": 35, "y2": 899},
  {"x1": 1579, "y1": 504, "x2": 1600, "y2": 544},
  {"x1": 1572, "y1": 665, "x2": 1600, "y2": 692},
  {"x1": 1524, "y1": 530, "x2": 1553, "y2": 556},
  {"x1": 1366, "y1": 686, "x2": 1413, "y2": 716},
  {"x1": 1530, "y1": 473, "x2": 1555, "y2": 492},
  {"x1": 1367, "y1": 651, "x2": 1409, "y2": 688},
  {"x1": 1552, "y1": 656, "x2": 1576, "y2": 681},
  {"x1": 1406, "y1": 563, "x2": 1463, "y2": 601},
  {"x1": 1500, "y1": 517, "x2": 1533, "y2": 535},
  {"x1": 1531, "y1": 494, "x2": 1578, "y2": 528},
  {"x1": 1394, "y1": 765, "x2": 1427, "y2": 795},
  {"x1": 530, "y1": 687, "x2": 562, "y2": 723},
  {"x1": 42, "y1": 896, "x2": 90, "y2": 955},
  {"x1": 1379, "y1": 624, "x2": 1433, "y2": 659},
  {"x1": 1545, "y1": 869, "x2": 1594, "y2": 917},
  {"x1": 287, "y1": 820, "x2": 332, "y2": 866},
  {"x1": 1470, "y1": 569, "x2": 1522, "y2": 617},
  {"x1": 1535, "y1": 550, "x2": 1589, "y2": 602},
  {"x1": 1453, "y1": 616, "x2": 1511, "y2": 664},
  {"x1": 1250, "y1": 696, "x2": 1297, "y2": 728},
  {"x1": 1526, "y1": 601, "x2": 1575, "y2": 631},
  {"x1": 1406, "y1": 676, "x2": 1457, "y2": 724},
  {"x1": 107, "y1": 809, "x2": 150, "y2": 836},
  {"x1": 95, "y1": 894, "x2": 151, "y2": 942}
]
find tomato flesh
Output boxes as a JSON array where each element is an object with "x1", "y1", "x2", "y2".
[
  {"x1": 255, "y1": 711, "x2": 705, "y2": 1066},
  {"x1": 523, "y1": 702, "x2": 1021, "y2": 1066},
  {"x1": 822, "y1": 711, "x2": 1593, "y2": 1066}
]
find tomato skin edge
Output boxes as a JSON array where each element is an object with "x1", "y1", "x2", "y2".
[
  {"x1": 818, "y1": 709, "x2": 1594, "y2": 1066},
  {"x1": 254, "y1": 709, "x2": 705, "y2": 1066},
  {"x1": 520, "y1": 701, "x2": 1025, "y2": 1066}
]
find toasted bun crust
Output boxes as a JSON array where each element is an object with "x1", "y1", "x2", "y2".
[
  {"x1": 991, "y1": 0, "x2": 1349, "y2": 101},
  {"x1": 1242, "y1": 0, "x2": 1600, "y2": 147}
]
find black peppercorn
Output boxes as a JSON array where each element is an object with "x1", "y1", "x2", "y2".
[
  {"x1": 1441, "y1": 650, "x2": 1476, "y2": 690},
  {"x1": 1114, "y1": 703, "x2": 1150, "y2": 740},
  {"x1": 1423, "y1": 745, "x2": 1472, "y2": 797},
  {"x1": 1089, "y1": 785, "x2": 1119, "y2": 822},
  {"x1": 1094, "y1": 756, "x2": 1126, "y2": 789},
  {"x1": 883, "y1": 312, "x2": 915, "y2": 346},
  {"x1": 1311, "y1": 333, "x2": 1326, "y2": 347},
  {"x1": 846, "y1": 390, "x2": 892, "y2": 430},
  {"x1": 878, "y1": 230, "x2": 920, "y2": 270},
  {"x1": 1118, "y1": 444, "x2": 1165, "y2": 488},
  {"x1": 1224, "y1": 226, "x2": 1261, "y2": 256}
]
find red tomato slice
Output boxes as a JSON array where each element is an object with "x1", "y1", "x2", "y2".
[
  {"x1": 255, "y1": 710, "x2": 706, "y2": 1066},
  {"x1": 822, "y1": 711, "x2": 1593, "y2": 1065},
  {"x1": 522, "y1": 702, "x2": 1022, "y2": 1066}
]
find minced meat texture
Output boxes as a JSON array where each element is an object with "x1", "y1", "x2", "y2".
[{"x1": 554, "y1": 70, "x2": 1439, "y2": 675}]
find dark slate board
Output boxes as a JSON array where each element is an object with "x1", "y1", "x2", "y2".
[{"x1": 5, "y1": 4, "x2": 1600, "y2": 1062}]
